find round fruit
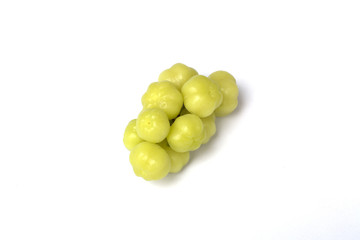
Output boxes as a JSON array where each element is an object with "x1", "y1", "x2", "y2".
[
  {"x1": 129, "y1": 142, "x2": 171, "y2": 181},
  {"x1": 136, "y1": 108, "x2": 170, "y2": 143},
  {"x1": 123, "y1": 119, "x2": 144, "y2": 150},
  {"x1": 158, "y1": 63, "x2": 198, "y2": 90},
  {"x1": 208, "y1": 71, "x2": 239, "y2": 117},
  {"x1": 142, "y1": 81, "x2": 183, "y2": 119},
  {"x1": 167, "y1": 114, "x2": 204, "y2": 152},
  {"x1": 181, "y1": 75, "x2": 223, "y2": 118}
]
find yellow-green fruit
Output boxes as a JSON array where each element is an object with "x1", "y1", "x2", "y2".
[
  {"x1": 158, "y1": 63, "x2": 198, "y2": 90},
  {"x1": 201, "y1": 114, "x2": 216, "y2": 144},
  {"x1": 142, "y1": 81, "x2": 183, "y2": 119},
  {"x1": 136, "y1": 108, "x2": 170, "y2": 143},
  {"x1": 208, "y1": 71, "x2": 239, "y2": 117},
  {"x1": 181, "y1": 75, "x2": 223, "y2": 118},
  {"x1": 159, "y1": 141, "x2": 190, "y2": 173},
  {"x1": 167, "y1": 114, "x2": 204, "y2": 152},
  {"x1": 129, "y1": 142, "x2": 171, "y2": 181},
  {"x1": 123, "y1": 119, "x2": 144, "y2": 150}
]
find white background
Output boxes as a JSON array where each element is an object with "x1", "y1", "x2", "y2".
[{"x1": 1, "y1": 0, "x2": 360, "y2": 239}]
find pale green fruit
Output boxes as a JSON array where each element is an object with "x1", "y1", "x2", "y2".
[
  {"x1": 136, "y1": 108, "x2": 170, "y2": 143},
  {"x1": 181, "y1": 75, "x2": 223, "y2": 118},
  {"x1": 130, "y1": 142, "x2": 171, "y2": 181},
  {"x1": 209, "y1": 71, "x2": 239, "y2": 117},
  {"x1": 159, "y1": 141, "x2": 190, "y2": 173},
  {"x1": 201, "y1": 114, "x2": 216, "y2": 144},
  {"x1": 167, "y1": 114, "x2": 204, "y2": 152},
  {"x1": 123, "y1": 119, "x2": 144, "y2": 150},
  {"x1": 158, "y1": 63, "x2": 198, "y2": 90},
  {"x1": 142, "y1": 81, "x2": 183, "y2": 119}
]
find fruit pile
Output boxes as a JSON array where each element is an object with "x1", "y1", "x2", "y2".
[{"x1": 123, "y1": 63, "x2": 239, "y2": 181}]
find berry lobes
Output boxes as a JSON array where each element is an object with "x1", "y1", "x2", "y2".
[
  {"x1": 208, "y1": 71, "x2": 239, "y2": 117},
  {"x1": 182, "y1": 75, "x2": 223, "y2": 118},
  {"x1": 125, "y1": 64, "x2": 239, "y2": 181},
  {"x1": 158, "y1": 63, "x2": 198, "y2": 90},
  {"x1": 159, "y1": 141, "x2": 190, "y2": 173},
  {"x1": 136, "y1": 108, "x2": 170, "y2": 143},
  {"x1": 142, "y1": 81, "x2": 183, "y2": 119},
  {"x1": 130, "y1": 142, "x2": 171, "y2": 181},
  {"x1": 167, "y1": 114, "x2": 204, "y2": 152}
]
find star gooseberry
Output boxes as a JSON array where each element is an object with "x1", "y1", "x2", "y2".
[{"x1": 125, "y1": 64, "x2": 239, "y2": 181}]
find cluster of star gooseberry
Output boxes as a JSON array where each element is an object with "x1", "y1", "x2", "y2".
[{"x1": 123, "y1": 63, "x2": 239, "y2": 181}]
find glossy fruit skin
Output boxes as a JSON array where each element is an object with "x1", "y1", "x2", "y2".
[
  {"x1": 181, "y1": 75, "x2": 223, "y2": 118},
  {"x1": 159, "y1": 141, "x2": 190, "y2": 173},
  {"x1": 208, "y1": 71, "x2": 239, "y2": 117},
  {"x1": 136, "y1": 108, "x2": 170, "y2": 143},
  {"x1": 129, "y1": 142, "x2": 171, "y2": 181},
  {"x1": 142, "y1": 81, "x2": 183, "y2": 119},
  {"x1": 167, "y1": 114, "x2": 204, "y2": 152},
  {"x1": 201, "y1": 113, "x2": 216, "y2": 144},
  {"x1": 158, "y1": 63, "x2": 198, "y2": 90},
  {"x1": 181, "y1": 108, "x2": 216, "y2": 144},
  {"x1": 123, "y1": 119, "x2": 144, "y2": 150}
]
